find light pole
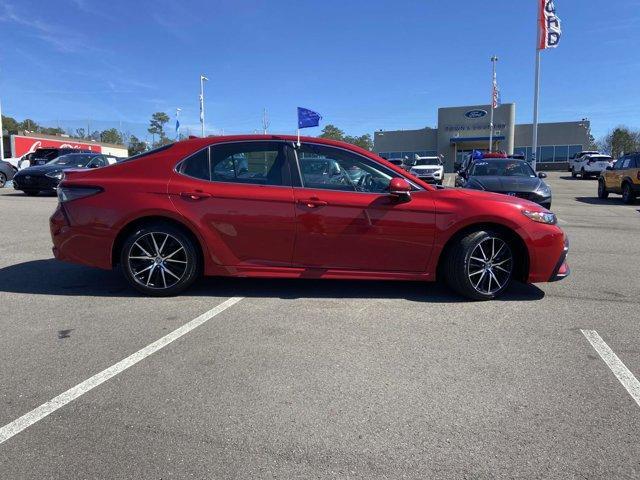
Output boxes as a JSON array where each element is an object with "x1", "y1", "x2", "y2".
[
  {"x1": 488, "y1": 55, "x2": 498, "y2": 152},
  {"x1": 0, "y1": 97, "x2": 4, "y2": 161},
  {"x1": 199, "y1": 74, "x2": 208, "y2": 137}
]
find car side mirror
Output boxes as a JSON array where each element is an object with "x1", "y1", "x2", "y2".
[
  {"x1": 389, "y1": 177, "x2": 411, "y2": 201},
  {"x1": 606, "y1": 166, "x2": 613, "y2": 171},
  {"x1": 537, "y1": 172, "x2": 547, "y2": 178}
]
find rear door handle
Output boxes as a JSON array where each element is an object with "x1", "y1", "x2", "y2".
[
  {"x1": 297, "y1": 199, "x2": 328, "y2": 208},
  {"x1": 180, "y1": 191, "x2": 212, "y2": 200}
]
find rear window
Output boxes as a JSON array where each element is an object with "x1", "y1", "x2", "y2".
[
  {"x1": 121, "y1": 143, "x2": 174, "y2": 162},
  {"x1": 33, "y1": 148, "x2": 59, "y2": 159}
]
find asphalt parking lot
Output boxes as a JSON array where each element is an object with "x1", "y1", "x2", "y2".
[{"x1": 0, "y1": 172, "x2": 639, "y2": 479}]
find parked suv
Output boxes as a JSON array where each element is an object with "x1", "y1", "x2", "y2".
[
  {"x1": 568, "y1": 151, "x2": 600, "y2": 172},
  {"x1": 598, "y1": 152, "x2": 640, "y2": 204},
  {"x1": 28, "y1": 147, "x2": 93, "y2": 167},
  {"x1": 407, "y1": 155, "x2": 444, "y2": 185},
  {"x1": 571, "y1": 154, "x2": 612, "y2": 179}
]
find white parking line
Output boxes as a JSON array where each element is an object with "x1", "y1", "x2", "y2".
[
  {"x1": 0, "y1": 296, "x2": 244, "y2": 445},
  {"x1": 581, "y1": 329, "x2": 640, "y2": 408}
]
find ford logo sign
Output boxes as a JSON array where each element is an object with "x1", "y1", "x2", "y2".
[{"x1": 465, "y1": 109, "x2": 487, "y2": 119}]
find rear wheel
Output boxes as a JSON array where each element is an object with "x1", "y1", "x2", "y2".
[
  {"x1": 597, "y1": 179, "x2": 609, "y2": 199},
  {"x1": 120, "y1": 223, "x2": 200, "y2": 296},
  {"x1": 444, "y1": 230, "x2": 515, "y2": 301},
  {"x1": 622, "y1": 182, "x2": 636, "y2": 204},
  {"x1": 23, "y1": 190, "x2": 39, "y2": 196}
]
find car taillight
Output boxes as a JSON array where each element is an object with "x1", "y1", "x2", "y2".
[{"x1": 57, "y1": 186, "x2": 103, "y2": 203}]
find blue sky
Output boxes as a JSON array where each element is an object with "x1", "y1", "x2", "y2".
[{"x1": 1, "y1": 0, "x2": 639, "y2": 143}]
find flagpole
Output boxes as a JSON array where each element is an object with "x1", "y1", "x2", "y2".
[
  {"x1": 489, "y1": 55, "x2": 498, "y2": 152},
  {"x1": 199, "y1": 74, "x2": 208, "y2": 137},
  {"x1": 532, "y1": 1, "x2": 542, "y2": 172}
]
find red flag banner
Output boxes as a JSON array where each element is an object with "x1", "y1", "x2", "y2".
[{"x1": 539, "y1": 0, "x2": 562, "y2": 49}]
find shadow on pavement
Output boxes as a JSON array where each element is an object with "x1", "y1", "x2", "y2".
[
  {"x1": 0, "y1": 258, "x2": 546, "y2": 302},
  {"x1": 574, "y1": 196, "x2": 622, "y2": 205}
]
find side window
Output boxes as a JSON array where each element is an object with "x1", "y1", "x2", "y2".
[
  {"x1": 179, "y1": 148, "x2": 210, "y2": 181},
  {"x1": 209, "y1": 141, "x2": 288, "y2": 186},
  {"x1": 89, "y1": 156, "x2": 107, "y2": 167},
  {"x1": 296, "y1": 143, "x2": 395, "y2": 193},
  {"x1": 631, "y1": 155, "x2": 640, "y2": 169}
]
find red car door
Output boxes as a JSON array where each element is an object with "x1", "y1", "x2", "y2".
[
  {"x1": 292, "y1": 143, "x2": 435, "y2": 272},
  {"x1": 168, "y1": 140, "x2": 296, "y2": 268}
]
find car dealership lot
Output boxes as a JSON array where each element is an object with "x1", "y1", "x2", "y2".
[{"x1": 0, "y1": 173, "x2": 639, "y2": 478}]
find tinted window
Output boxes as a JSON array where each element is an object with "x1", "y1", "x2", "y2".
[
  {"x1": 50, "y1": 154, "x2": 95, "y2": 167},
  {"x1": 210, "y1": 141, "x2": 288, "y2": 186},
  {"x1": 297, "y1": 143, "x2": 395, "y2": 193},
  {"x1": 88, "y1": 156, "x2": 108, "y2": 168},
  {"x1": 179, "y1": 148, "x2": 210, "y2": 180},
  {"x1": 122, "y1": 143, "x2": 174, "y2": 162}
]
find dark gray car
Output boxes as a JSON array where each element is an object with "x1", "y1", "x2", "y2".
[
  {"x1": 459, "y1": 158, "x2": 552, "y2": 209},
  {"x1": 0, "y1": 160, "x2": 17, "y2": 188}
]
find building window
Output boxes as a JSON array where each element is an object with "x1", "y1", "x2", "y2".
[
  {"x1": 568, "y1": 145, "x2": 583, "y2": 159},
  {"x1": 554, "y1": 145, "x2": 569, "y2": 163}
]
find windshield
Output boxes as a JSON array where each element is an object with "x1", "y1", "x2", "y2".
[
  {"x1": 470, "y1": 159, "x2": 536, "y2": 177},
  {"x1": 414, "y1": 158, "x2": 440, "y2": 166},
  {"x1": 49, "y1": 154, "x2": 95, "y2": 167}
]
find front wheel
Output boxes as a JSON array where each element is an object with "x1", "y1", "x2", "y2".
[
  {"x1": 581, "y1": 168, "x2": 589, "y2": 179},
  {"x1": 120, "y1": 223, "x2": 200, "y2": 296},
  {"x1": 23, "y1": 190, "x2": 39, "y2": 196},
  {"x1": 571, "y1": 168, "x2": 577, "y2": 178},
  {"x1": 622, "y1": 183, "x2": 636, "y2": 204},
  {"x1": 0, "y1": 172, "x2": 6, "y2": 188},
  {"x1": 597, "y1": 179, "x2": 609, "y2": 199},
  {"x1": 444, "y1": 230, "x2": 515, "y2": 300}
]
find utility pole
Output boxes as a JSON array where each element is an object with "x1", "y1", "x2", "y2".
[
  {"x1": 262, "y1": 108, "x2": 270, "y2": 135},
  {"x1": 199, "y1": 74, "x2": 209, "y2": 137},
  {"x1": 0, "y1": 97, "x2": 4, "y2": 161},
  {"x1": 488, "y1": 55, "x2": 498, "y2": 152}
]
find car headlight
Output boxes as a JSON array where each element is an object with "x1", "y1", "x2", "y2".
[
  {"x1": 45, "y1": 171, "x2": 63, "y2": 180},
  {"x1": 521, "y1": 209, "x2": 556, "y2": 225},
  {"x1": 535, "y1": 184, "x2": 551, "y2": 196}
]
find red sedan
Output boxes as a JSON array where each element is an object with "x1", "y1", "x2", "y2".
[{"x1": 50, "y1": 135, "x2": 569, "y2": 300}]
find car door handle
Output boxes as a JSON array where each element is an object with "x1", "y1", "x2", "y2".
[
  {"x1": 297, "y1": 199, "x2": 328, "y2": 208},
  {"x1": 180, "y1": 191, "x2": 211, "y2": 200}
]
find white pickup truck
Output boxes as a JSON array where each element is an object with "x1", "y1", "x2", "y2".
[{"x1": 570, "y1": 153, "x2": 613, "y2": 179}]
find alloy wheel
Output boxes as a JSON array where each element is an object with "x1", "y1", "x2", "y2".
[
  {"x1": 467, "y1": 237, "x2": 513, "y2": 295},
  {"x1": 127, "y1": 232, "x2": 189, "y2": 290},
  {"x1": 0, "y1": 172, "x2": 6, "y2": 188}
]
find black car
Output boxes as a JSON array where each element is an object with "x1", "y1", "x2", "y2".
[
  {"x1": 28, "y1": 147, "x2": 93, "y2": 167},
  {"x1": 0, "y1": 160, "x2": 17, "y2": 188},
  {"x1": 459, "y1": 158, "x2": 552, "y2": 209},
  {"x1": 13, "y1": 153, "x2": 115, "y2": 196}
]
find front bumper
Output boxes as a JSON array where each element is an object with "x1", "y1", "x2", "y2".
[
  {"x1": 412, "y1": 171, "x2": 443, "y2": 183},
  {"x1": 13, "y1": 175, "x2": 59, "y2": 191},
  {"x1": 549, "y1": 237, "x2": 570, "y2": 282}
]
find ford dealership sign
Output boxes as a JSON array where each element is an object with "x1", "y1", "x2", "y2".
[{"x1": 464, "y1": 109, "x2": 487, "y2": 119}]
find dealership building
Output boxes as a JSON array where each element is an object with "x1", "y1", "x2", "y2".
[{"x1": 373, "y1": 103, "x2": 590, "y2": 171}]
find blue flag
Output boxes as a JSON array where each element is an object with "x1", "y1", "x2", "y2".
[
  {"x1": 175, "y1": 119, "x2": 180, "y2": 133},
  {"x1": 297, "y1": 107, "x2": 322, "y2": 129}
]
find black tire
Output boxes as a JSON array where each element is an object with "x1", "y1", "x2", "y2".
[
  {"x1": 23, "y1": 190, "x2": 39, "y2": 196},
  {"x1": 597, "y1": 179, "x2": 609, "y2": 199},
  {"x1": 581, "y1": 168, "x2": 588, "y2": 179},
  {"x1": 622, "y1": 182, "x2": 636, "y2": 204},
  {"x1": 120, "y1": 222, "x2": 200, "y2": 296},
  {"x1": 444, "y1": 230, "x2": 515, "y2": 301},
  {"x1": 0, "y1": 172, "x2": 6, "y2": 188},
  {"x1": 571, "y1": 168, "x2": 577, "y2": 178}
]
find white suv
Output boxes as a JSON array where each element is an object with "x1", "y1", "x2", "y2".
[
  {"x1": 571, "y1": 154, "x2": 612, "y2": 179},
  {"x1": 408, "y1": 156, "x2": 444, "y2": 185}
]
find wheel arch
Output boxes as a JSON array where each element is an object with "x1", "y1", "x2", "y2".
[
  {"x1": 111, "y1": 214, "x2": 206, "y2": 270},
  {"x1": 435, "y1": 221, "x2": 530, "y2": 283}
]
